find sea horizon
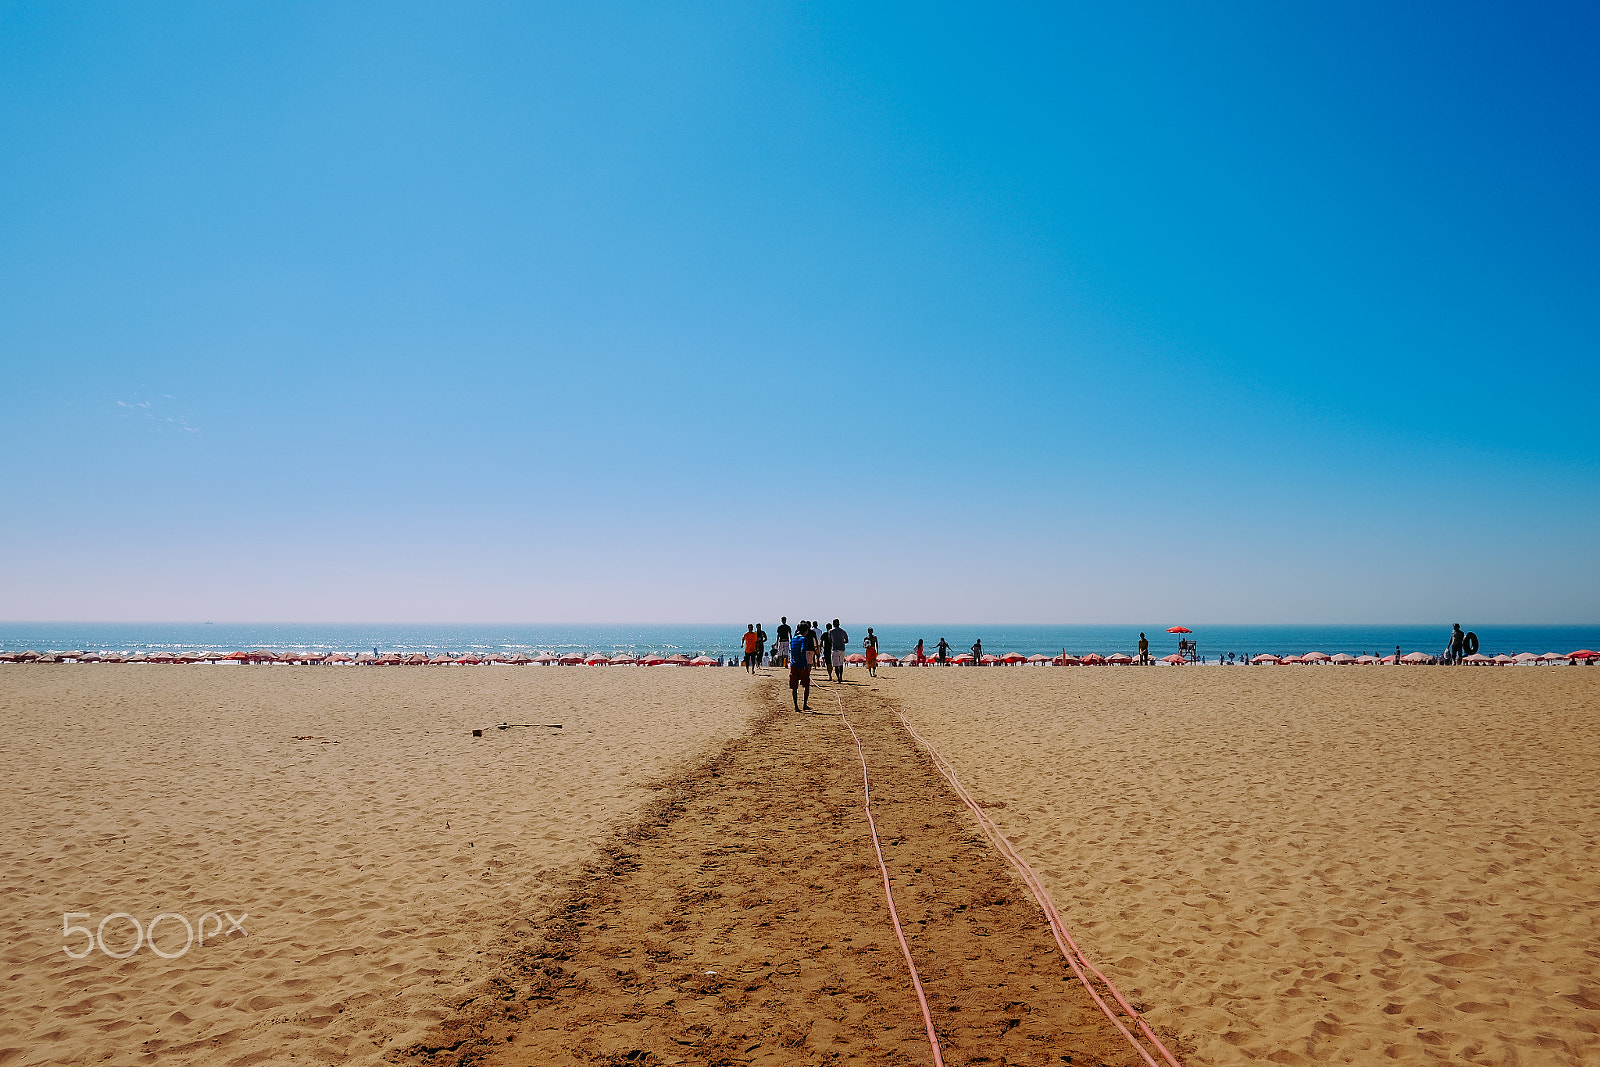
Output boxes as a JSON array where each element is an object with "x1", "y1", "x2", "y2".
[{"x1": 3, "y1": 621, "x2": 1596, "y2": 661}]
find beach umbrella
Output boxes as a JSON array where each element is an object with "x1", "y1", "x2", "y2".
[
  {"x1": 456, "y1": 654, "x2": 483, "y2": 665},
  {"x1": 1463, "y1": 653, "x2": 1495, "y2": 665},
  {"x1": 1080, "y1": 653, "x2": 1107, "y2": 665},
  {"x1": 1354, "y1": 655, "x2": 1380, "y2": 664},
  {"x1": 1493, "y1": 654, "x2": 1514, "y2": 664},
  {"x1": 877, "y1": 654, "x2": 899, "y2": 665},
  {"x1": 640, "y1": 654, "x2": 666, "y2": 665},
  {"x1": 1328, "y1": 653, "x2": 1357, "y2": 664},
  {"x1": 531, "y1": 653, "x2": 559, "y2": 664},
  {"x1": 953, "y1": 653, "x2": 976, "y2": 664},
  {"x1": 224, "y1": 650, "x2": 252, "y2": 661},
  {"x1": 1026, "y1": 654, "x2": 1050, "y2": 664},
  {"x1": 689, "y1": 655, "x2": 717, "y2": 666},
  {"x1": 403, "y1": 653, "x2": 428, "y2": 665},
  {"x1": 1300, "y1": 651, "x2": 1331, "y2": 663},
  {"x1": 1539, "y1": 652, "x2": 1567, "y2": 663},
  {"x1": 1160, "y1": 654, "x2": 1185, "y2": 665},
  {"x1": 557, "y1": 653, "x2": 585, "y2": 665},
  {"x1": 1400, "y1": 651, "x2": 1434, "y2": 664},
  {"x1": 1251, "y1": 654, "x2": 1279, "y2": 664},
  {"x1": 1512, "y1": 652, "x2": 1539, "y2": 663},
  {"x1": 979, "y1": 654, "x2": 1000, "y2": 665},
  {"x1": 1106, "y1": 653, "x2": 1133, "y2": 664},
  {"x1": 1166, "y1": 626, "x2": 1192, "y2": 634},
  {"x1": 1279, "y1": 654, "x2": 1302, "y2": 664},
  {"x1": 1001, "y1": 652, "x2": 1027, "y2": 663},
  {"x1": 584, "y1": 654, "x2": 611, "y2": 665},
  {"x1": 666, "y1": 654, "x2": 693, "y2": 665},
  {"x1": 846, "y1": 653, "x2": 867, "y2": 664},
  {"x1": 1054, "y1": 654, "x2": 1082, "y2": 665},
  {"x1": 1570, "y1": 649, "x2": 1598, "y2": 663},
  {"x1": 609, "y1": 654, "x2": 637, "y2": 665}
]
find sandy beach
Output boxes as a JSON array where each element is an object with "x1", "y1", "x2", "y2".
[
  {"x1": 889, "y1": 666, "x2": 1600, "y2": 1065},
  {"x1": 0, "y1": 666, "x2": 760, "y2": 1066},
  {"x1": 4, "y1": 663, "x2": 1597, "y2": 1065}
]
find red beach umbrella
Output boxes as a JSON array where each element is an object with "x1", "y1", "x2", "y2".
[
  {"x1": 1166, "y1": 626, "x2": 1192, "y2": 634},
  {"x1": 1570, "y1": 650, "x2": 1598, "y2": 663},
  {"x1": 689, "y1": 655, "x2": 717, "y2": 666},
  {"x1": 846, "y1": 653, "x2": 867, "y2": 664},
  {"x1": 1160, "y1": 654, "x2": 1185, "y2": 665},
  {"x1": 1106, "y1": 653, "x2": 1133, "y2": 664},
  {"x1": 1053, "y1": 654, "x2": 1082, "y2": 665},
  {"x1": 1251, "y1": 654, "x2": 1279, "y2": 664},
  {"x1": 1299, "y1": 652, "x2": 1331, "y2": 663},
  {"x1": 953, "y1": 653, "x2": 976, "y2": 664},
  {"x1": 1001, "y1": 652, "x2": 1027, "y2": 663},
  {"x1": 1025, "y1": 654, "x2": 1050, "y2": 664},
  {"x1": 1080, "y1": 653, "x2": 1107, "y2": 665},
  {"x1": 1400, "y1": 651, "x2": 1435, "y2": 664}
]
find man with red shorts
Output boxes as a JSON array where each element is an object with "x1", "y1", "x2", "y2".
[{"x1": 788, "y1": 624, "x2": 812, "y2": 711}]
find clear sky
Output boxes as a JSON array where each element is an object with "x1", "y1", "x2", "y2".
[{"x1": 2, "y1": 1, "x2": 1596, "y2": 623}]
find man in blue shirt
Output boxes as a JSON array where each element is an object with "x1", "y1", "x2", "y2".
[{"x1": 789, "y1": 624, "x2": 811, "y2": 711}]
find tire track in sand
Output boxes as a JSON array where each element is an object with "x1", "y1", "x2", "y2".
[{"x1": 403, "y1": 673, "x2": 1179, "y2": 1066}]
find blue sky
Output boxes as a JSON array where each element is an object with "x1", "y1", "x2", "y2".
[{"x1": 2, "y1": 1, "x2": 1595, "y2": 622}]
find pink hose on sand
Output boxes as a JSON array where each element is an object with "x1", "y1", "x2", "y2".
[
  {"x1": 898, "y1": 712, "x2": 1185, "y2": 1067},
  {"x1": 833, "y1": 689, "x2": 946, "y2": 1067}
]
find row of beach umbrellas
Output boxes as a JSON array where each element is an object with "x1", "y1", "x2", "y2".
[{"x1": 3, "y1": 648, "x2": 1596, "y2": 666}]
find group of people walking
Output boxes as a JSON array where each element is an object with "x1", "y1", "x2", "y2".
[{"x1": 741, "y1": 618, "x2": 883, "y2": 711}]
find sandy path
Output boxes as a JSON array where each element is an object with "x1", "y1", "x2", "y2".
[
  {"x1": 428, "y1": 672, "x2": 1162, "y2": 1066},
  {"x1": 0, "y1": 665, "x2": 760, "y2": 1067},
  {"x1": 884, "y1": 665, "x2": 1600, "y2": 1065}
]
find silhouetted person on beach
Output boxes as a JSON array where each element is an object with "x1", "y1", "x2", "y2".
[
  {"x1": 865, "y1": 628, "x2": 879, "y2": 676},
  {"x1": 1447, "y1": 624, "x2": 1465, "y2": 665},
  {"x1": 831, "y1": 619, "x2": 848, "y2": 682},
  {"x1": 937, "y1": 638, "x2": 950, "y2": 665},
  {"x1": 1138, "y1": 632, "x2": 1149, "y2": 665},
  {"x1": 915, "y1": 638, "x2": 925, "y2": 664},
  {"x1": 971, "y1": 638, "x2": 982, "y2": 665},
  {"x1": 774, "y1": 618, "x2": 791, "y2": 666}
]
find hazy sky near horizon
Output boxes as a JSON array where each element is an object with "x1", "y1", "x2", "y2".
[{"x1": 3, "y1": 1, "x2": 1596, "y2": 623}]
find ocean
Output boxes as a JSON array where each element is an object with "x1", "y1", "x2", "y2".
[{"x1": 0, "y1": 622, "x2": 1595, "y2": 662}]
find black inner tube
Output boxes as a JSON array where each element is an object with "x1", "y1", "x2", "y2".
[{"x1": 1464, "y1": 631, "x2": 1479, "y2": 656}]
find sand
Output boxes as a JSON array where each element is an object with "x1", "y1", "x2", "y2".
[
  {"x1": 0, "y1": 665, "x2": 760, "y2": 1067},
  {"x1": 7, "y1": 662, "x2": 1597, "y2": 1066},
  {"x1": 886, "y1": 665, "x2": 1600, "y2": 1065},
  {"x1": 454, "y1": 678, "x2": 1165, "y2": 1067}
]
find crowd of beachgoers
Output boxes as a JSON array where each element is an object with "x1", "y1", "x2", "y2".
[{"x1": 1, "y1": 647, "x2": 1595, "y2": 666}]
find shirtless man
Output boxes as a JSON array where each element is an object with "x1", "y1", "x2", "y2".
[{"x1": 830, "y1": 619, "x2": 848, "y2": 682}]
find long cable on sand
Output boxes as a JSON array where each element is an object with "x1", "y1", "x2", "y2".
[
  {"x1": 898, "y1": 712, "x2": 1185, "y2": 1067},
  {"x1": 831, "y1": 685, "x2": 945, "y2": 1067}
]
